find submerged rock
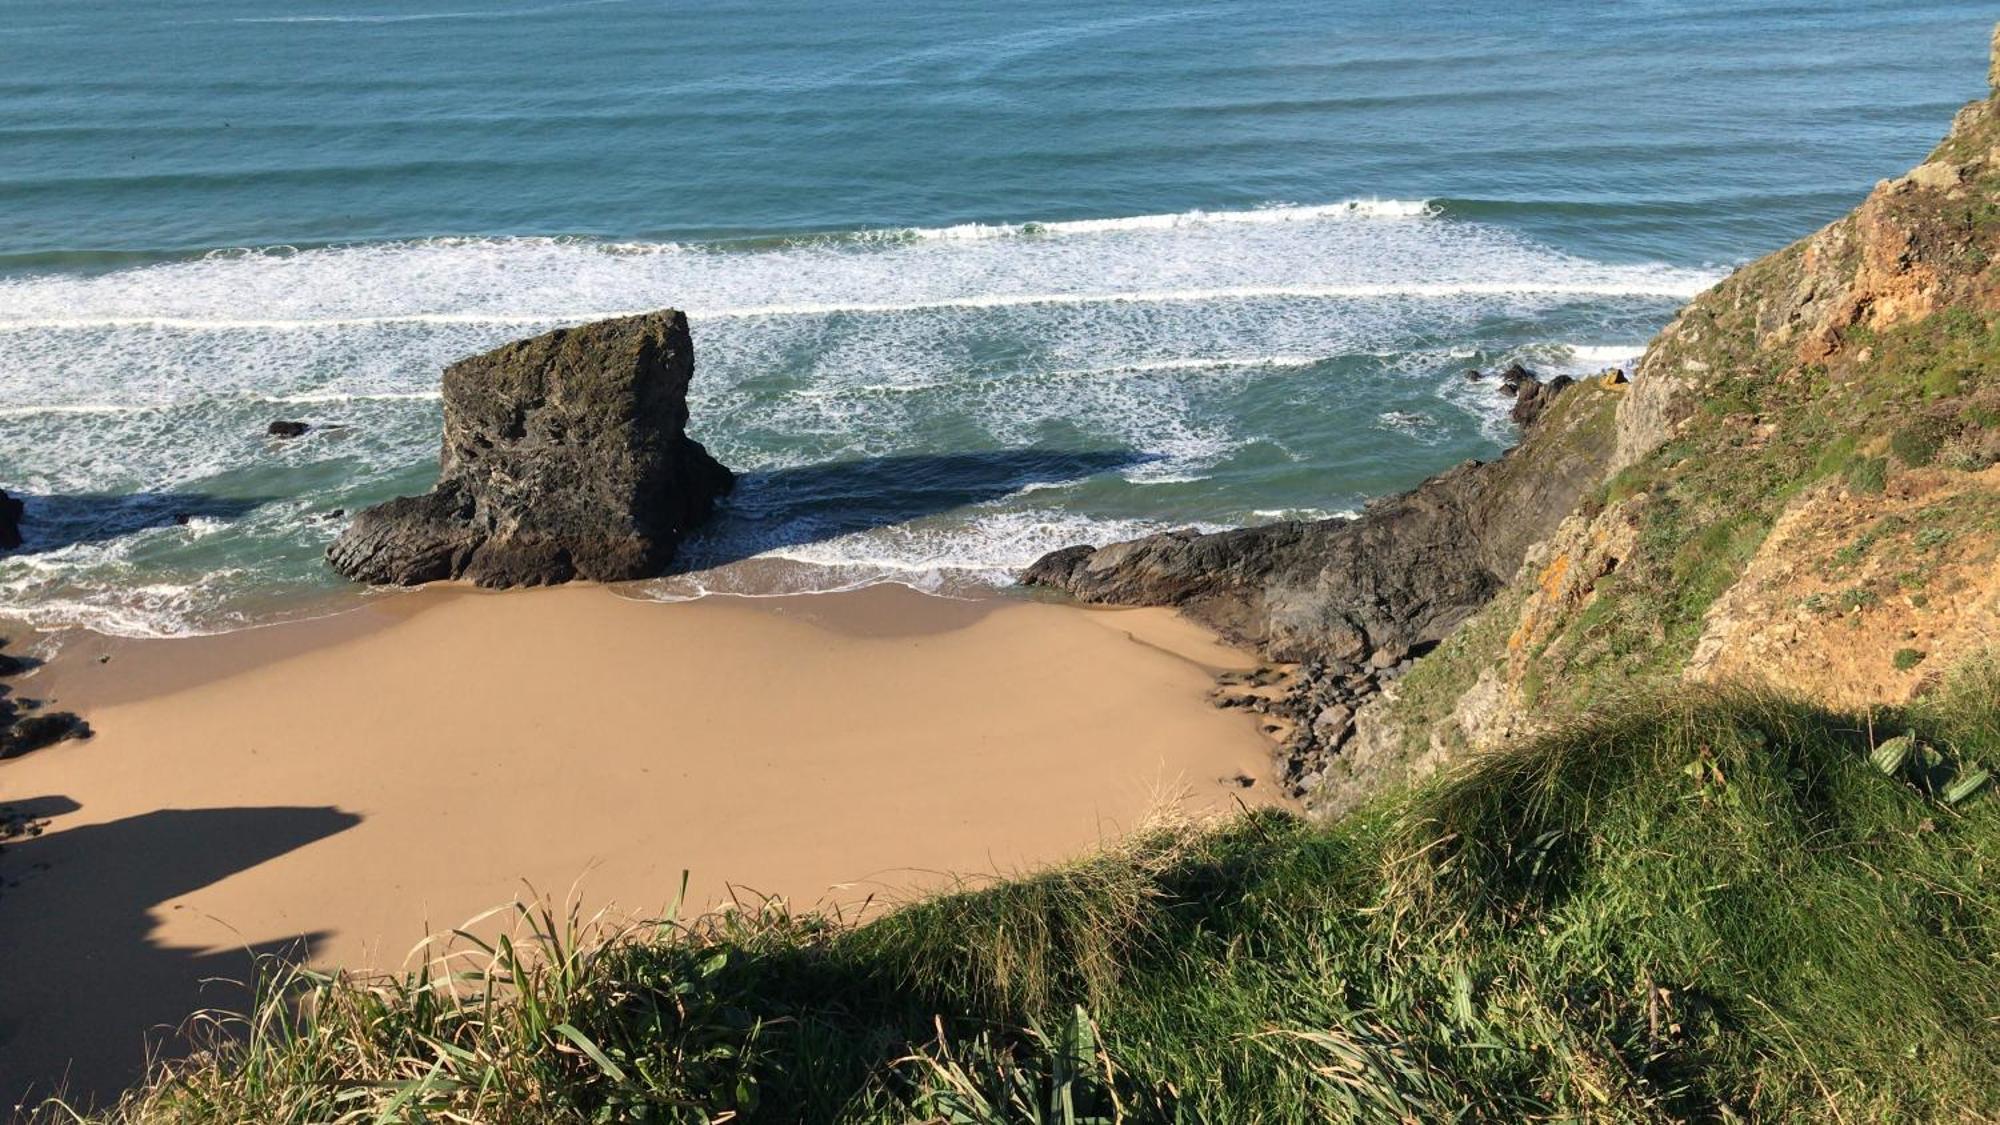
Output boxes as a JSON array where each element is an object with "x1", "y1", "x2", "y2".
[
  {"x1": 0, "y1": 488, "x2": 20, "y2": 550},
  {"x1": 327, "y1": 310, "x2": 734, "y2": 587},
  {"x1": 267, "y1": 420, "x2": 312, "y2": 438}
]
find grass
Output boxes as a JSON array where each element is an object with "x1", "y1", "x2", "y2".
[{"x1": 43, "y1": 660, "x2": 2000, "y2": 1124}]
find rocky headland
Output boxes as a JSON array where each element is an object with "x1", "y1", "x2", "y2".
[
  {"x1": 1028, "y1": 40, "x2": 2000, "y2": 814},
  {"x1": 327, "y1": 310, "x2": 733, "y2": 587}
]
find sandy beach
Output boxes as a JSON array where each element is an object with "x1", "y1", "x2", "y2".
[{"x1": 0, "y1": 583, "x2": 1278, "y2": 1106}]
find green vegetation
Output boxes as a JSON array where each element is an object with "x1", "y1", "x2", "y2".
[
  {"x1": 1890, "y1": 419, "x2": 1947, "y2": 467},
  {"x1": 50, "y1": 664, "x2": 2000, "y2": 1124},
  {"x1": 1894, "y1": 647, "x2": 1927, "y2": 671},
  {"x1": 1499, "y1": 289, "x2": 2000, "y2": 717}
]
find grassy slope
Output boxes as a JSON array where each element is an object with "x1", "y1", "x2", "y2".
[
  {"x1": 57, "y1": 662, "x2": 1999, "y2": 1123},
  {"x1": 1375, "y1": 88, "x2": 2000, "y2": 764}
]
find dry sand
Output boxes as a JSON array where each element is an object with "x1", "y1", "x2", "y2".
[{"x1": 0, "y1": 583, "x2": 1280, "y2": 1107}]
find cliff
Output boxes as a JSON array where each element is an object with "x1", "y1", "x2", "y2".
[{"x1": 1027, "y1": 31, "x2": 2000, "y2": 814}]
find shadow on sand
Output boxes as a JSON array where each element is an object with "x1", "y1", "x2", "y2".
[
  {"x1": 672, "y1": 448, "x2": 1154, "y2": 570},
  {"x1": 0, "y1": 492, "x2": 269, "y2": 556},
  {"x1": 0, "y1": 800, "x2": 360, "y2": 1112}
]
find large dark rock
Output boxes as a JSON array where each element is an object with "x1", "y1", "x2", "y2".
[
  {"x1": 0, "y1": 488, "x2": 20, "y2": 550},
  {"x1": 1510, "y1": 372, "x2": 1575, "y2": 428},
  {"x1": 1022, "y1": 378, "x2": 1624, "y2": 663},
  {"x1": 327, "y1": 311, "x2": 733, "y2": 587}
]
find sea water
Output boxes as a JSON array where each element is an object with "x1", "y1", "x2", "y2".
[{"x1": 0, "y1": 0, "x2": 1989, "y2": 634}]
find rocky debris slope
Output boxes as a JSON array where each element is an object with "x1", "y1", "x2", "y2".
[{"x1": 328, "y1": 311, "x2": 733, "y2": 587}]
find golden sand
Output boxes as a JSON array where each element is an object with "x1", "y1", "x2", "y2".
[{"x1": 0, "y1": 583, "x2": 1278, "y2": 1104}]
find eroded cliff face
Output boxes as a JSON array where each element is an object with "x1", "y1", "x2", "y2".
[
  {"x1": 1027, "y1": 32, "x2": 2000, "y2": 815},
  {"x1": 1354, "y1": 49, "x2": 2000, "y2": 806}
]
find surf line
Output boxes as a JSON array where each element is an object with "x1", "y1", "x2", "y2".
[{"x1": 0, "y1": 279, "x2": 1713, "y2": 333}]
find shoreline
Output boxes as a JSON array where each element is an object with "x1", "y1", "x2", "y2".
[{"x1": 0, "y1": 581, "x2": 1282, "y2": 1105}]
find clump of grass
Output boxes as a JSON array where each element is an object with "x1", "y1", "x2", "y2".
[
  {"x1": 1895, "y1": 647, "x2": 1928, "y2": 671},
  {"x1": 1845, "y1": 454, "x2": 1889, "y2": 494},
  {"x1": 1890, "y1": 418, "x2": 1949, "y2": 467},
  {"x1": 39, "y1": 662, "x2": 2000, "y2": 1124}
]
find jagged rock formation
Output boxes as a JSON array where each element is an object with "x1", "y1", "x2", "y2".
[
  {"x1": 328, "y1": 311, "x2": 733, "y2": 587},
  {"x1": 1023, "y1": 373, "x2": 1603, "y2": 664},
  {"x1": 1024, "y1": 371, "x2": 1611, "y2": 796}
]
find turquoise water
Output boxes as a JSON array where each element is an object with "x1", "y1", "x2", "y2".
[{"x1": 0, "y1": 0, "x2": 1989, "y2": 634}]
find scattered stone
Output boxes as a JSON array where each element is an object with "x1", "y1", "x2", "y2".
[
  {"x1": 267, "y1": 420, "x2": 311, "y2": 438},
  {"x1": 0, "y1": 713, "x2": 90, "y2": 759},
  {"x1": 1464, "y1": 368, "x2": 1486, "y2": 381},
  {"x1": 1601, "y1": 367, "x2": 1629, "y2": 387},
  {"x1": 1314, "y1": 703, "x2": 1353, "y2": 734},
  {"x1": 327, "y1": 310, "x2": 734, "y2": 587}
]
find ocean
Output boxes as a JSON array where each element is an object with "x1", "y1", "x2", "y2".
[{"x1": 0, "y1": 0, "x2": 1989, "y2": 635}]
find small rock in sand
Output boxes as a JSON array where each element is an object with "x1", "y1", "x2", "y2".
[{"x1": 0, "y1": 713, "x2": 91, "y2": 759}]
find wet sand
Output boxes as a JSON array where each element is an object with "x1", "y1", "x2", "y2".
[{"x1": 0, "y1": 583, "x2": 1279, "y2": 1107}]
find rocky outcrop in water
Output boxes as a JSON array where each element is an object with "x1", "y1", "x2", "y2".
[
  {"x1": 1023, "y1": 376, "x2": 1620, "y2": 665},
  {"x1": 0, "y1": 489, "x2": 20, "y2": 550},
  {"x1": 327, "y1": 311, "x2": 733, "y2": 587}
]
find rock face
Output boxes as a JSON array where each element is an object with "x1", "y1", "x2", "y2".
[
  {"x1": 328, "y1": 311, "x2": 733, "y2": 587},
  {"x1": 1023, "y1": 376, "x2": 1623, "y2": 666},
  {"x1": 1023, "y1": 376, "x2": 1626, "y2": 805}
]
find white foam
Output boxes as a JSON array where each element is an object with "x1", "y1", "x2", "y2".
[
  {"x1": 0, "y1": 282, "x2": 1710, "y2": 333},
  {"x1": 887, "y1": 199, "x2": 1435, "y2": 241},
  {"x1": 0, "y1": 207, "x2": 1720, "y2": 332},
  {"x1": 1564, "y1": 343, "x2": 1647, "y2": 364},
  {"x1": 652, "y1": 508, "x2": 1226, "y2": 601},
  {"x1": 0, "y1": 203, "x2": 1716, "y2": 633},
  {"x1": 226, "y1": 0, "x2": 640, "y2": 25},
  {"x1": 1250, "y1": 508, "x2": 1357, "y2": 522},
  {"x1": 0, "y1": 403, "x2": 157, "y2": 418},
  {"x1": 258, "y1": 390, "x2": 444, "y2": 404}
]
